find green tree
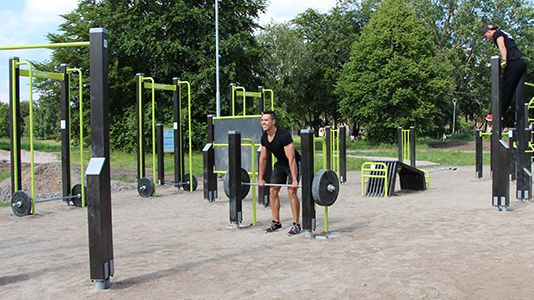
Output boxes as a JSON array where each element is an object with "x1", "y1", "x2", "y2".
[
  {"x1": 337, "y1": 0, "x2": 449, "y2": 142},
  {"x1": 259, "y1": 3, "x2": 363, "y2": 133},
  {"x1": 43, "y1": 0, "x2": 266, "y2": 151}
]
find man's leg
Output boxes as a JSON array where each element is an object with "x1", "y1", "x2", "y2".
[{"x1": 288, "y1": 188, "x2": 300, "y2": 224}]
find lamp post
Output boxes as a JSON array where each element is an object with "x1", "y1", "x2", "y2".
[
  {"x1": 215, "y1": 0, "x2": 221, "y2": 117},
  {"x1": 452, "y1": 99, "x2": 457, "y2": 134}
]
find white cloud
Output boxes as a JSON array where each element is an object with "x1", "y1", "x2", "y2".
[{"x1": 0, "y1": 0, "x2": 78, "y2": 103}]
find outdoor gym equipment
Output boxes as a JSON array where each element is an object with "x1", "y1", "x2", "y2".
[
  {"x1": 0, "y1": 30, "x2": 114, "y2": 289},
  {"x1": 8, "y1": 60, "x2": 87, "y2": 216},
  {"x1": 135, "y1": 74, "x2": 196, "y2": 197},
  {"x1": 226, "y1": 130, "x2": 340, "y2": 238}
]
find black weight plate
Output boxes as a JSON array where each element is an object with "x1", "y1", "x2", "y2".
[
  {"x1": 223, "y1": 168, "x2": 251, "y2": 200},
  {"x1": 138, "y1": 177, "x2": 155, "y2": 197},
  {"x1": 11, "y1": 190, "x2": 32, "y2": 217},
  {"x1": 182, "y1": 174, "x2": 198, "y2": 192},
  {"x1": 312, "y1": 169, "x2": 340, "y2": 207},
  {"x1": 71, "y1": 184, "x2": 86, "y2": 207}
]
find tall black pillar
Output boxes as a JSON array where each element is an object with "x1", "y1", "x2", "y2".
[
  {"x1": 516, "y1": 78, "x2": 531, "y2": 200},
  {"x1": 228, "y1": 131, "x2": 242, "y2": 224},
  {"x1": 410, "y1": 126, "x2": 416, "y2": 167},
  {"x1": 173, "y1": 77, "x2": 183, "y2": 185},
  {"x1": 135, "y1": 73, "x2": 145, "y2": 180},
  {"x1": 87, "y1": 28, "x2": 114, "y2": 289},
  {"x1": 339, "y1": 125, "x2": 347, "y2": 183},
  {"x1": 301, "y1": 129, "x2": 315, "y2": 234},
  {"x1": 60, "y1": 64, "x2": 71, "y2": 201},
  {"x1": 490, "y1": 56, "x2": 509, "y2": 209},
  {"x1": 9, "y1": 57, "x2": 22, "y2": 194},
  {"x1": 203, "y1": 114, "x2": 217, "y2": 201}
]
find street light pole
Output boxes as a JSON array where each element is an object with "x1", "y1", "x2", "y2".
[
  {"x1": 215, "y1": 0, "x2": 221, "y2": 117},
  {"x1": 452, "y1": 99, "x2": 457, "y2": 134}
]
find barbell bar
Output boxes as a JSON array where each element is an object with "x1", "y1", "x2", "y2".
[
  {"x1": 11, "y1": 183, "x2": 87, "y2": 217},
  {"x1": 241, "y1": 181, "x2": 337, "y2": 193},
  {"x1": 223, "y1": 168, "x2": 340, "y2": 207}
]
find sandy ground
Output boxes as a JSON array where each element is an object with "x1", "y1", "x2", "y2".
[{"x1": 1, "y1": 165, "x2": 534, "y2": 299}]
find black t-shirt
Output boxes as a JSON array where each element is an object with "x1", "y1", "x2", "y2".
[
  {"x1": 261, "y1": 128, "x2": 301, "y2": 167},
  {"x1": 493, "y1": 29, "x2": 523, "y2": 61}
]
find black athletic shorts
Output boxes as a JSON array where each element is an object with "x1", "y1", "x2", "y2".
[{"x1": 270, "y1": 162, "x2": 301, "y2": 185}]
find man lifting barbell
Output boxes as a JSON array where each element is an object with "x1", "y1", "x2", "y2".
[{"x1": 258, "y1": 111, "x2": 302, "y2": 236}]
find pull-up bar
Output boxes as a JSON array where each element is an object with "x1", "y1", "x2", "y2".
[{"x1": 0, "y1": 41, "x2": 90, "y2": 51}]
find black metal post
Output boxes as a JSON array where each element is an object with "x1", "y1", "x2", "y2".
[
  {"x1": 258, "y1": 147, "x2": 271, "y2": 207},
  {"x1": 9, "y1": 57, "x2": 22, "y2": 194},
  {"x1": 515, "y1": 77, "x2": 529, "y2": 199},
  {"x1": 325, "y1": 125, "x2": 331, "y2": 169},
  {"x1": 509, "y1": 129, "x2": 516, "y2": 181},
  {"x1": 135, "y1": 73, "x2": 145, "y2": 180},
  {"x1": 156, "y1": 124, "x2": 165, "y2": 185},
  {"x1": 475, "y1": 129, "x2": 483, "y2": 178},
  {"x1": 203, "y1": 143, "x2": 216, "y2": 201},
  {"x1": 173, "y1": 77, "x2": 183, "y2": 185},
  {"x1": 203, "y1": 114, "x2": 217, "y2": 201},
  {"x1": 410, "y1": 126, "x2": 416, "y2": 167},
  {"x1": 60, "y1": 64, "x2": 71, "y2": 201},
  {"x1": 87, "y1": 28, "x2": 114, "y2": 289},
  {"x1": 339, "y1": 125, "x2": 347, "y2": 183},
  {"x1": 228, "y1": 131, "x2": 242, "y2": 224},
  {"x1": 490, "y1": 56, "x2": 509, "y2": 210},
  {"x1": 301, "y1": 129, "x2": 315, "y2": 234}
]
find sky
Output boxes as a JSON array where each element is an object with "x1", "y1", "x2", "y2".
[{"x1": 0, "y1": 0, "x2": 337, "y2": 103}]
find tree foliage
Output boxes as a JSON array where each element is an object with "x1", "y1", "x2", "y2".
[
  {"x1": 337, "y1": 0, "x2": 449, "y2": 142},
  {"x1": 44, "y1": 0, "x2": 266, "y2": 151}
]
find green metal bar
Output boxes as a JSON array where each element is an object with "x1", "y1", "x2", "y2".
[
  {"x1": 0, "y1": 41, "x2": 90, "y2": 50},
  {"x1": 177, "y1": 80, "x2": 193, "y2": 192},
  {"x1": 526, "y1": 82, "x2": 534, "y2": 87},
  {"x1": 10, "y1": 60, "x2": 19, "y2": 192},
  {"x1": 314, "y1": 137, "x2": 327, "y2": 170},
  {"x1": 214, "y1": 170, "x2": 227, "y2": 175},
  {"x1": 19, "y1": 69, "x2": 64, "y2": 81},
  {"x1": 213, "y1": 143, "x2": 256, "y2": 147},
  {"x1": 143, "y1": 82, "x2": 177, "y2": 91},
  {"x1": 67, "y1": 68, "x2": 85, "y2": 207},
  {"x1": 262, "y1": 89, "x2": 275, "y2": 111},
  {"x1": 242, "y1": 138, "x2": 257, "y2": 226},
  {"x1": 236, "y1": 91, "x2": 262, "y2": 98},
  {"x1": 233, "y1": 86, "x2": 246, "y2": 116},
  {"x1": 212, "y1": 114, "x2": 261, "y2": 120},
  {"x1": 17, "y1": 62, "x2": 35, "y2": 214}
]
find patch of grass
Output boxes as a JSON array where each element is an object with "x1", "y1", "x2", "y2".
[
  {"x1": 0, "y1": 170, "x2": 11, "y2": 182},
  {"x1": 0, "y1": 138, "x2": 62, "y2": 152},
  {"x1": 111, "y1": 174, "x2": 137, "y2": 183},
  {"x1": 0, "y1": 202, "x2": 9, "y2": 208}
]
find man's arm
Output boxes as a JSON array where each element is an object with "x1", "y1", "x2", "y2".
[
  {"x1": 258, "y1": 146, "x2": 268, "y2": 186},
  {"x1": 284, "y1": 142, "x2": 299, "y2": 189},
  {"x1": 496, "y1": 36, "x2": 508, "y2": 68}
]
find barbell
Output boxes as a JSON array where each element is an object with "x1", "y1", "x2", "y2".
[
  {"x1": 11, "y1": 183, "x2": 87, "y2": 217},
  {"x1": 137, "y1": 174, "x2": 198, "y2": 197},
  {"x1": 223, "y1": 168, "x2": 339, "y2": 207}
]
